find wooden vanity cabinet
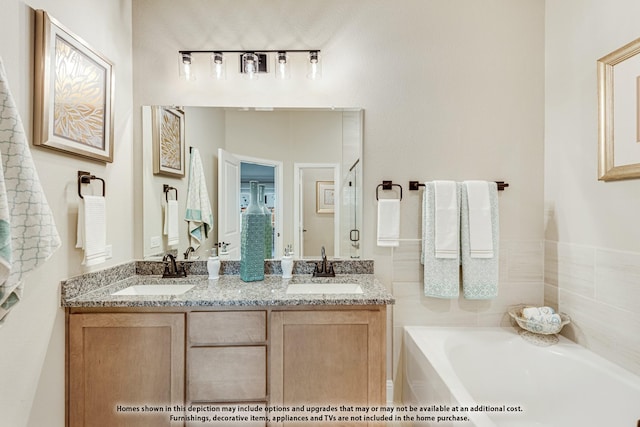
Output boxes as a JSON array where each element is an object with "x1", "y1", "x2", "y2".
[
  {"x1": 187, "y1": 311, "x2": 267, "y2": 402},
  {"x1": 270, "y1": 307, "x2": 386, "y2": 425},
  {"x1": 67, "y1": 305, "x2": 386, "y2": 427},
  {"x1": 67, "y1": 312, "x2": 185, "y2": 427},
  {"x1": 187, "y1": 310, "x2": 268, "y2": 427}
]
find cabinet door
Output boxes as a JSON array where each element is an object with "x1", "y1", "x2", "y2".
[
  {"x1": 68, "y1": 313, "x2": 185, "y2": 427},
  {"x1": 270, "y1": 309, "x2": 385, "y2": 415}
]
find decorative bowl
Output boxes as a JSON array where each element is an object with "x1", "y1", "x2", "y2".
[{"x1": 508, "y1": 305, "x2": 570, "y2": 335}]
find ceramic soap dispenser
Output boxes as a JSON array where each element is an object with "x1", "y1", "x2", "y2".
[
  {"x1": 281, "y1": 244, "x2": 294, "y2": 279},
  {"x1": 207, "y1": 248, "x2": 220, "y2": 280}
]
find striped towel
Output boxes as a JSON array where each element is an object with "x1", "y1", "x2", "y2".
[{"x1": 0, "y1": 57, "x2": 61, "y2": 322}]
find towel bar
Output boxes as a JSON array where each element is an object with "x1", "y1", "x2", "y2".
[
  {"x1": 77, "y1": 171, "x2": 105, "y2": 199},
  {"x1": 409, "y1": 180, "x2": 509, "y2": 191},
  {"x1": 163, "y1": 184, "x2": 178, "y2": 202},
  {"x1": 376, "y1": 180, "x2": 403, "y2": 201}
]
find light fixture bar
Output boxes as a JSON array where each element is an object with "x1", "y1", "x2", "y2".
[
  {"x1": 177, "y1": 50, "x2": 322, "y2": 80},
  {"x1": 179, "y1": 49, "x2": 320, "y2": 54}
]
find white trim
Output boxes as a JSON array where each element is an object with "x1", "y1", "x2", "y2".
[
  {"x1": 293, "y1": 163, "x2": 341, "y2": 258},
  {"x1": 237, "y1": 154, "x2": 284, "y2": 258}
]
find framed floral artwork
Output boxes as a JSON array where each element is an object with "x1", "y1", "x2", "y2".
[
  {"x1": 152, "y1": 106, "x2": 185, "y2": 177},
  {"x1": 33, "y1": 10, "x2": 114, "y2": 163}
]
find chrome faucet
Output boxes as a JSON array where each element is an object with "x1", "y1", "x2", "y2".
[
  {"x1": 313, "y1": 246, "x2": 335, "y2": 277},
  {"x1": 162, "y1": 253, "x2": 187, "y2": 278}
]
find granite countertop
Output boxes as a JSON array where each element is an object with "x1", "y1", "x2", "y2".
[{"x1": 61, "y1": 261, "x2": 395, "y2": 308}]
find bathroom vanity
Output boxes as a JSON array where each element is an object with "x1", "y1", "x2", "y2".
[{"x1": 62, "y1": 261, "x2": 393, "y2": 427}]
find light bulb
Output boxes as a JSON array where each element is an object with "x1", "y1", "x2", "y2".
[
  {"x1": 210, "y1": 52, "x2": 225, "y2": 80},
  {"x1": 179, "y1": 52, "x2": 195, "y2": 81},
  {"x1": 307, "y1": 51, "x2": 322, "y2": 80},
  {"x1": 242, "y1": 53, "x2": 259, "y2": 80},
  {"x1": 275, "y1": 51, "x2": 290, "y2": 80}
]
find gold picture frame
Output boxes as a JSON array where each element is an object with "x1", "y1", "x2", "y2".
[
  {"x1": 33, "y1": 10, "x2": 114, "y2": 163},
  {"x1": 597, "y1": 36, "x2": 640, "y2": 181},
  {"x1": 152, "y1": 106, "x2": 185, "y2": 177},
  {"x1": 316, "y1": 181, "x2": 335, "y2": 213}
]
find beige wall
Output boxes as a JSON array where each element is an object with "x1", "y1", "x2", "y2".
[
  {"x1": 132, "y1": 0, "x2": 546, "y2": 397},
  {"x1": 20, "y1": 0, "x2": 640, "y2": 423},
  {"x1": 0, "y1": 1, "x2": 133, "y2": 426},
  {"x1": 545, "y1": 0, "x2": 640, "y2": 376}
]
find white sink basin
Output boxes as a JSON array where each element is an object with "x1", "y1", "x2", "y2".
[
  {"x1": 286, "y1": 283, "x2": 364, "y2": 295},
  {"x1": 111, "y1": 284, "x2": 195, "y2": 296}
]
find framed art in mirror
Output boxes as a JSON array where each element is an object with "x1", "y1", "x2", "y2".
[
  {"x1": 316, "y1": 181, "x2": 335, "y2": 213},
  {"x1": 597, "y1": 36, "x2": 640, "y2": 181},
  {"x1": 33, "y1": 10, "x2": 114, "y2": 163},
  {"x1": 152, "y1": 106, "x2": 185, "y2": 177}
]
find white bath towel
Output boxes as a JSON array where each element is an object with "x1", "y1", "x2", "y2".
[
  {"x1": 76, "y1": 195, "x2": 106, "y2": 266},
  {"x1": 460, "y1": 181, "x2": 499, "y2": 299},
  {"x1": 377, "y1": 199, "x2": 400, "y2": 247},
  {"x1": 423, "y1": 182, "x2": 461, "y2": 298},
  {"x1": 434, "y1": 181, "x2": 459, "y2": 259},
  {"x1": 465, "y1": 181, "x2": 494, "y2": 258},
  {"x1": 522, "y1": 306, "x2": 561, "y2": 324},
  {"x1": 185, "y1": 148, "x2": 213, "y2": 249},
  {"x1": 164, "y1": 199, "x2": 179, "y2": 246},
  {"x1": 0, "y1": 57, "x2": 61, "y2": 322}
]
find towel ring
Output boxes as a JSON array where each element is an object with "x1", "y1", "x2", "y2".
[
  {"x1": 77, "y1": 171, "x2": 105, "y2": 199},
  {"x1": 163, "y1": 184, "x2": 178, "y2": 202},
  {"x1": 376, "y1": 180, "x2": 402, "y2": 201}
]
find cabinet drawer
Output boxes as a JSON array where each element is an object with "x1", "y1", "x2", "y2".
[
  {"x1": 188, "y1": 346, "x2": 266, "y2": 401},
  {"x1": 189, "y1": 311, "x2": 266, "y2": 345}
]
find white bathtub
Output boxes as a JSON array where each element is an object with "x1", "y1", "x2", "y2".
[{"x1": 403, "y1": 326, "x2": 640, "y2": 427}]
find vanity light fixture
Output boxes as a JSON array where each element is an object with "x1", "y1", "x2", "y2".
[
  {"x1": 275, "y1": 51, "x2": 290, "y2": 80},
  {"x1": 210, "y1": 52, "x2": 225, "y2": 80},
  {"x1": 241, "y1": 52, "x2": 260, "y2": 80},
  {"x1": 179, "y1": 52, "x2": 195, "y2": 81},
  {"x1": 177, "y1": 49, "x2": 321, "y2": 81},
  {"x1": 307, "y1": 50, "x2": 322, "y2": 80}
]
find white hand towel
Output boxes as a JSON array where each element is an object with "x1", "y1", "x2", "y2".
[
  {"x1": 164, "y1": 199, "x2": 179, "y2": 246},
  {"x1": 434, "y1": 181, "x2": 459, "y2": 259},
  {"x1": 0, "y1": 57, "x2": 61, "y2": 322},
  {"x1": 76, "y1": 195, "x2": 106, "y2": 266},
  {"x1": 460, "y1": 182, "x2": 499, "y2": 299},
  {"x1": 185, "y1": 148, "x2": 213, "y2": 249},
  {"x1": 464, "y1": 181, "x2": 494, "y2": 258},
  {"x1": 377, "y1": 199, "x2": 400, "y2": 247}
]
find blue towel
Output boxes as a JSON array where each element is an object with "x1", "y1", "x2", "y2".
[
  {"x1": 423, "y1": 182, "x2": 461, "y2": 298},
  {"x1": 0, "y1": 57, "x2": 61, "y2": 322},
  {"x1": 460, "y1": 181, "x2": 499, "y2": 299}
]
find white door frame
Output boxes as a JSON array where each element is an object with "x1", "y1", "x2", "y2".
[
  {"x1": 237, "y1": 154, "x2": 284, "y2": 258},
  {"x1": 293, "y1": 163, "x2": 340, "y2": 259}
]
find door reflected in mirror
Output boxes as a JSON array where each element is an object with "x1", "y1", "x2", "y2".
[{"x1": 142, "y1": 107, "x2": 362, "y2": 261}]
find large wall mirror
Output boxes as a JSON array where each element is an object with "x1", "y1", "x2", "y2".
[{"x1": 142, "y1": 106, "x2": 363, "y2": 261}]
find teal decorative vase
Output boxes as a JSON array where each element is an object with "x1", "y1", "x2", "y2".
[
  {"x1": 258, "y1": 184, "x2": 273, "y2": 259},
  {"x1": 240, "y1": 181, "x2": 266, "y2": 282}
]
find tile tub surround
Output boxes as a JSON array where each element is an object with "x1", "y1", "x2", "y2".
[
  {"x1": 61, "y1": 259, "x2": 391, "y2": 308},
  {"x1": 544, "y1": 241, "x2": 640, "y2": 377}
]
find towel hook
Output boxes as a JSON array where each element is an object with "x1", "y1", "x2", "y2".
[
  {"x1": 376, "y1": 180, "x2": 403, "y2": 201},
  {"x1": 77, "y1": 171, "x2": 105, "y2": 199},
  {"x1": 163, "y1": 184, "x2": 178, "y2": 202}
]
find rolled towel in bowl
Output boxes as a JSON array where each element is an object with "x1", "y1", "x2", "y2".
[
  {"x1": 522, "y1": 306, "x2": 555, "y2": 318},
  {"x1": 522, "y1": 306, "x2": 561, "y2": 324}
]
